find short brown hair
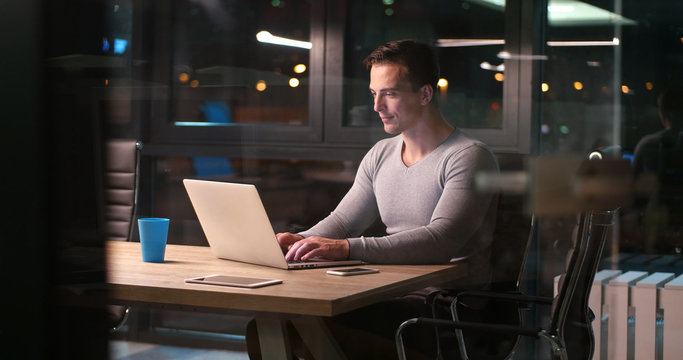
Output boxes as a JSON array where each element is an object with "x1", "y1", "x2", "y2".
[{"x1": 363, "y1": 39, "x2": 440, "y2": 94}]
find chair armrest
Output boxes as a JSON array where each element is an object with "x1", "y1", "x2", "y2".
[
  {"x1": 395, "y1": 317, "x2": 542, "y2": 360},
  {"x1": 448, "y1": 290, "x2": 553, "y2": 324},
  {"x1": 399, "y1": 317, "x2": 542, "y2": 337},
  {"x1": 429, "y1": 289, "x2": 552, "y2": 315},
  {"x1": 453, "y1": 290, "x2": 553, "y2": 305}
]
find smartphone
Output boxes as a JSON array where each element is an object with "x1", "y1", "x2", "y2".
[
  {"x1": 326, "y1": 267, "x2": 379, "y2": 276},
  {"x1": 185, "y1": 274, "x2": 282, "y2": 288}
]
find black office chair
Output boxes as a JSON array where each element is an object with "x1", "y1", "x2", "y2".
[
  {"x1": 396, "y1": 208, "x2": 616, "y2": 360},
  {"x1": 100, "y1": 139, "x2": 143, "y2": 243},
  {"x1": 420, "y1": 192, "x2": 536, "y2": 360},
  {"x1": 98, "y1": 138, "x2": 143, "y2": 332}
]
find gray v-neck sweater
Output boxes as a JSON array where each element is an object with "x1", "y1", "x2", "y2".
[{"x1": 300, "y1": 129, "x2": 499, "y2": 284}]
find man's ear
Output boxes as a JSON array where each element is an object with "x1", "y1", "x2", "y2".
[{"x1": 420, "y1": 85, "x2": 433, "y2": 106}]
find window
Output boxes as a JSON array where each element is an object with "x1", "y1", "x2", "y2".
[
  {"x1": 326, "y1": 0, "x2": 534, "y2": 151},
  {"x1": 149, "y1": 0, "x2": 534, "y2": 152},
  {"x1": 152, "y1": 0, "x2": 324, "y2": 143},
  {"x1": 341, "y1": 0, "x2": 505, "y2": 130}
]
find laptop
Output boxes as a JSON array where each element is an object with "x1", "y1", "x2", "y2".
[{"x1": 183, "y1": 179, "x2": 365, "y2": 270}]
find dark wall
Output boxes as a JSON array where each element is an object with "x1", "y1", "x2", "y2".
[
  {"x1": 1, "y1": 1, "x2": 51, "y2": 357},
  {"x1": 0, "y1": 0, "x2": 107, "y2": 358}
]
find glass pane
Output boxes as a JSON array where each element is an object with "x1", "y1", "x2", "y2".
[
  {"x1": 540, "y1": 0, "x2": 683, "y2": 286},
  {"x1": 539, "y1": 2, "x2": 627, "y2": 295},
  {"x1": 541, "y1": 1, "x2": 634, "y2": 156},
  {"x1": 342, "y1": 0, "x2": 505, "y2": 129},
  {"x1": 172, "y1": 1, "x2": 312, "y2": 127}
]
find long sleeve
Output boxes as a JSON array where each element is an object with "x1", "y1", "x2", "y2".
[
  {"x1": 301, "y1": 130, "x2": 499, "y2": 266},
  {"x1": 298, "y1": 146, "x2": 383, "y2": 240}
]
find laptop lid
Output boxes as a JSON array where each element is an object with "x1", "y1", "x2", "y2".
[{"x1": 183, "y1": 179, "x2": 363, "y2": 270}]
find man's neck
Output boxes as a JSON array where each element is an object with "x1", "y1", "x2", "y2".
[{"x1": 401, "y1": 113, "x2": 454, "y2": 167}]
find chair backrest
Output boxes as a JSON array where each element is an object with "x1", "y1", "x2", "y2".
[
  {"x1": 549, "y1": 209, "x2": 615, "y2": 360},
  {"x1": 99, "y1": 139, "x2": 142, "y2": 242}
]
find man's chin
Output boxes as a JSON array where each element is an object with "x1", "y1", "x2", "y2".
[{"x1": 383, "y1": 124, "x2": 400, "y2": 135}]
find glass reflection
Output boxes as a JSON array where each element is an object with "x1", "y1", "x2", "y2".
[
  {"x1": 172, "y1": 0, "x2": 312, "y2": 126},
  {"x1": 342, "y1": 0, "x2": 505, "y2": 129},
  {"x1": 152, "y1": 157, "x2": 361, "y2": 246}
]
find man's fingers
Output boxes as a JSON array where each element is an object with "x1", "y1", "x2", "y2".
[
  {"x1": 286, "y1": 239, "x2": 321, "y2": 261},
  {"x1": 285, "y1": 241, "x2": 307, "y2": 261},
  {"x1": 294, "y1": 242, "x2": 316, "y2": 261},
  {"x1": 300, "y1": 247, "x2": 324, "y2": 261}
]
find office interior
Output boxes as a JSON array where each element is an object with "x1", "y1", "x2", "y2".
[{"x1": 3, "y1": 0, "x2": 682, "y2": 358}]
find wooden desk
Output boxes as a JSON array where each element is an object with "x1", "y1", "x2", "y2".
[{"x1": 105, "y1": 241, "x2": 466, "y2": 359}]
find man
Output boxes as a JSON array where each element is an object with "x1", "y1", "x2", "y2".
[
  {"x1": 279, "y1": 40, "x2": 498, "y2": 280},
  {"x1": 632, "y1": 85, "x2": 683, "y2": 253},
  {"x1": 633, "y1": 84, "x2": 683, "y2": 176},
  {"x1": 248, "y1": 39, "x2": 499, "y2": 359}
]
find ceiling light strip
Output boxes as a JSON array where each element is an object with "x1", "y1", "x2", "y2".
[{"x1": 256, "y1": 31, "x2": 312, "y2": 49}]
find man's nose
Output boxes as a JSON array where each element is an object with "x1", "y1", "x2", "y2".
[{"x1": 373, "y1": 97, "x2": 383, "y2": 112}]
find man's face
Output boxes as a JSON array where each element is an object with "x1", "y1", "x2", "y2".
[{"x1": 369, "y1": 63, "x2": 424, "y2": 135}]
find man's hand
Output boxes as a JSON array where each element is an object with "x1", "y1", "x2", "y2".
[
  {"x1": 275, "y1": 232, "x2": 304, "y2": 252},
  {"x1": 284, "y1": 236, "x2": 350, "y2": 262}
]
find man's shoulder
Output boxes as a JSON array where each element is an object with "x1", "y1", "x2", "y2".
[
  {"x1": 634, "y1": 129, "x2": 667, "y2": 154},
  {"x1": 445, "y1": 129, "x2": 493, "y2": 154},
  {"x1": 441, "y1": 130, "x2": 499, "y2": 170}
]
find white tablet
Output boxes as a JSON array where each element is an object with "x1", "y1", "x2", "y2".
[
  {"x1": 326, "y1": 267, "x2": 379, "y2": 276},
  {"x1": 185, "y1": 274, "x2": 282, "y2": 288}
]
